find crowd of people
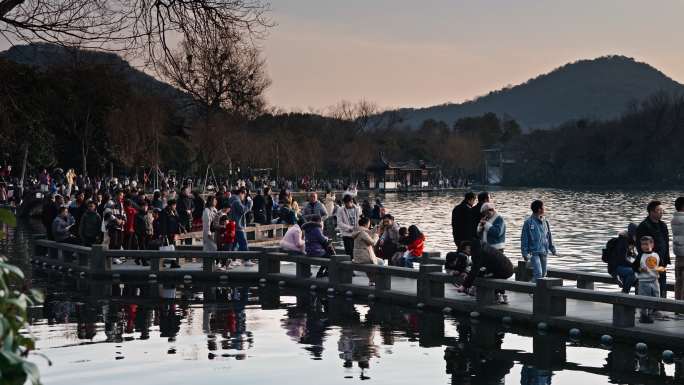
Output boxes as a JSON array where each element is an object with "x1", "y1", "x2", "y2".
[
  {"x1": 449, "y1": 191, "x2": 684, "y2": 322},
  {"x1": 25, "y1": 166, "x2": 684, "y2": 322}
]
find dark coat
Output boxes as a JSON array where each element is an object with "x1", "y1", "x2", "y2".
[
  {"x1": 462, "y1": 241, "x2": 514, "y2": 289},
  {"x1": 469, "y1": 202, "x2": 485, "y2": 241},
  {"x1": 302, "y1": 222, "x2": 329, "y2": 257},
  {"x1": 636, "y1": 217, "x2": 670, "y2": 266},
  {"x1": 78, "y1": 211, "x2": 102, "y2": 241},
  {"x1": 252, "y1": 194, "x2": 267, "y2": 224},
  {"x1": 177, "y1": 194, "x2": 194, "y2": 228},
  {"x1": 451, "y1": 200, "x2": 472, "y2": 245},
  {"x1": 445, "y1": 251, "x2": 470, "y2": 273},
  {"x1": 265, "y1": 195, "x2": 274, "y2": 223},
  {"x1": 160, "y1": 208, "x2": 182, "y2": 238}
]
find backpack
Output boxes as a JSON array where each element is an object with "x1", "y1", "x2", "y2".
[{"x1": 602, "y1": 237, "x2": 620, "y2": 264}]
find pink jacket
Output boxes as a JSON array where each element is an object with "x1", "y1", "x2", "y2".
[{"x1": 280, "y1": 224, "x2": 305, "y2": 254}]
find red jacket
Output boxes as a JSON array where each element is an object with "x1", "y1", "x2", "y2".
[
  {"x1": 125, "y1": 207, "x2": 137, "y2": 233},
  {"x1": 407, "y1": 234, "x2": 425, "y2": 257},
  {"x1": 224, "y1": 220, "x2": 236, "y2": 244}
]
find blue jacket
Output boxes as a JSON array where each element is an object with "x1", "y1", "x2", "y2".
[
  {"x1": 481, "y1": 214, "x2": 506, "y2": 249},
  {"x1": 520, "y1": 215, "x2": 556, "y2": 258},
  {"x1": 302, "y1": 222, "x2": 329, "y2": 257},
  {"x1": 229, "y1": 195, "x2": 253, "y2": 231}
]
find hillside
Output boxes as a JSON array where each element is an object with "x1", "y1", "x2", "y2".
[
  {"x1": 387, "y1": 55, "x2": 684, "y2": 129},
  {"x1": 0, "y1": 43, "x2": 192, "y2": 108}
]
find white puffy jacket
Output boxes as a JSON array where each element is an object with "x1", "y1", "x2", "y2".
[{"x1": 672, "y1": 211, "x2": 684, "y2": 257}]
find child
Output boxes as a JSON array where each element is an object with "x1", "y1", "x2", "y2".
[
  {"x1": 214, "y1": 205, "x2": 236, "y2": 270},
  {"x1": 445, "y1": 241, "x2": 472, "y2": 287},
  {"x1": 391, "y1": 227, "x2": 409, "y2": 266},
  {"x1": 636, "y1": 236, "x2": 666, "y2": 323},
  {"x1": 402, "y1": 225, "x2": 425, "y2": 268}
]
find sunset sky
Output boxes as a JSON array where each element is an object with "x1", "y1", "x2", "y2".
[
  {"x1": 262, "y1": 0, "x2": 684, "y2": 110},
  {"x1": 2, "y1": 0, "x2": 683, "y2": 111}
]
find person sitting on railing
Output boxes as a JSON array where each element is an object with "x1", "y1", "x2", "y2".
[
  {"x1": 460, "y1": 240, "x2": 514, "y2": 304},
  {"x1": 401, "y1": 225, "x2": 425, "y2": 268},
  {"x1": 390, "y1": 227, "x2": 409, "y2": 266},
  {"x1": 376, "y1": 214, "x2": 401, "y2": 263},
  {"x1": 352, "y1": 217, "x2": 384, "y2": 286},
  {"x1": 280, "y1": 223, "x2": 305, "y2": 255},
  {"x1": 445, "y1": 241, "x2": 472, "y2": 288},
  {"x1": 302, "y1": 215, "x2": 334, "y2": 278}
]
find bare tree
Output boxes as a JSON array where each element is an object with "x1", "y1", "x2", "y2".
[
  {"x1": 159, "y1": 25, "x2": 270, "y2": 118},
  {"x1": 106, "y1": 94, "x2": 168, "y2": 170},
  {"x1": 0, "y1": 0, "x2": 271, "y2": 64},
  {"x1": 327, "y1": 99, "x2": 383, "y2": 132}
]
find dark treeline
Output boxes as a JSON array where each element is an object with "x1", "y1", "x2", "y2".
[
  {"x1": 5, "y1": 51, "x2": 682, "y2": 187},
  {"x1": 0, "y1": 57, "x2": 523, "y2": 180},
  {"x1": 504, "y1": 92, "x2": 684, "y2": 186}
]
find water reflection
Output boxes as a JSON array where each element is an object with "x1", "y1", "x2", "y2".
[{"x1": 24, "y1": 280, "x2": 683, "y2": 385}]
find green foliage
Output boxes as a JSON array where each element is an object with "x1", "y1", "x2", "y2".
[{"x1": 0, "y1": 209, "x2": 44, "y2": 385}]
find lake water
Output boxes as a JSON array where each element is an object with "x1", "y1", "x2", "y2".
[
  {"x1": 4, "y1": 188, "x2": 684, "y2": 384},
  {"x1": 22, "y1": 282, "x2": 684, "y2": 385},
  {"x1": 369, "y1": 188, "x2": 684, "y2": 272}
]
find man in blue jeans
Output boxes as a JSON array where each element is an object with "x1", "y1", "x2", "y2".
[
  {"x1": 521, "y1": 200, "x2": 557, "y2": 281},
  {"x1": 229, "y1": 187, "x2": 253, "y2": 266}
]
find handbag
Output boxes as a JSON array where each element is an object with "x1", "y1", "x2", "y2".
[{"x1": 159, "y1": 236, "x2": 175, "y2": 252}]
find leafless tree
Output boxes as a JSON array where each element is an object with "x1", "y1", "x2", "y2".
[
  {"x1": 327, "y1": 99, "x2": 385, "y2": 132},
  {"x1": 0, "y1": 0, "x2": 271, "y2": 64},
  {"x1": 159, "y1": 25, "x2": 270, "y2": 119}
]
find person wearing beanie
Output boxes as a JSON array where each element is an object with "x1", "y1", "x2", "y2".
[
  {"x1": 609, "y1": 223, "x2": 638, "y2": 294},
  {"x1": 477, "y1": 202, "x2": 506, "y2": 252}
]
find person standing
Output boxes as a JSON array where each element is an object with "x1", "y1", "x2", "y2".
[
  {"x1": 672, "y1": 197, "x2": 684, "y2": 302},
  {"x1": 337, "y1": 194, "x2": 361, "y2": 257},
  {"x1": 477, "y1": 202, "x2": 506, "y2": 252},
  {"x1": 264, "y1": 187, "x2": 274, "y2": 224},
  {"x1": 469, "y1": 192, "x2": 491, "y2": 241},
  {"x1": 636, "y1": 236, "x2": 665, "y2": 323},
  {"x1": 52, "y1": 207, "x2": 77, "y2": 244},
  {"x1": 177, "y1": 186, "x2": 195, "y2": 245},
  {"x1": 202, "y1": 196, "x2": 219, "y2": 251},
  {"x1": 636, "y1": 200, "x2": 670, "y2": 298},
  {"x1": 520, "y1": 200, "x2": 556, "y2": 282},
  {"x1": 302, "y1": 192, "x2": 328, "y2": 222},
  {"x1": 105, "y1": 191, "x2": 127, "y2": 254},
  {"x1": 252, "y1": 188, "x2": 267, "y2": 225},
  {"x1": 452, "y1": 191, "x2": 476, "y2": 247},
  {"x1": 79, "y1": 201, "x2": 102, "y2": 247},
  {"x1": 229, "y1": 188, "x2": 253, "y2": 260}
]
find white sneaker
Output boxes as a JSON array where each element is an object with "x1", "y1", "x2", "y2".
[
  {"x1": 244, "y1": 260, "x2": 255, "y2": 267},
  {"x1": 112, "y1": 258, "x2": 124, "y2": 265},
  {"x1": 231, "y1": 260, "x2": 243, "y2": 267}
]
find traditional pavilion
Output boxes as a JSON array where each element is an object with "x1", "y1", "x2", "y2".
[{"x1": 366, "y1": 153, "x2": 439, "y2": 191}]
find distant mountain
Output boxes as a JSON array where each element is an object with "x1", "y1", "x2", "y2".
[
  {"x1": 385, "y1": 55, "x2": 684, "y2": 130},
  {"x1": 0, "y1": 43, "x2": 193, "y2": 111}
]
